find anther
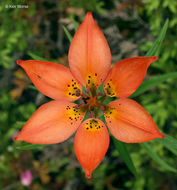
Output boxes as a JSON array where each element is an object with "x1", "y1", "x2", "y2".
[
  {"x1": 88, "y1": 111, "x2": 94, "y2": 118},
  {"x1": 76, "y1": 90, "x2": 81, "y2": 97},
  {"x1": 99, "y1": 105, "x2": 105, "y2": 111},
  {"x1": 97, "y1": 92, "x2": 105, "y2": 96}
]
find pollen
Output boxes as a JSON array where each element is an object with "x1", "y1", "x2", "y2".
[
  {"x1": 104, "y1": 80, "x2": 116, "y2": 97},
  {"x1": 86, "y1": 73, "x2": 98, "y2": 89},
  {"x1": 67, "y1": 79, "x2": 81, "y2": 98},
  {"x1": 66, "y1": 105, "x2": 83, "y2": 125},
  {"x1": 84, "y1": 119, "x2": 103, "y2": 131}
]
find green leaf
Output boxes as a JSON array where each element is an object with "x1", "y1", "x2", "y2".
[
  {"x1": 113, "y1": 137, "x2": 138, "y2": 177},
  {"x1": 82, "y1": 85, "x2": 88, "y2": 95},
  {"x1": 14, "y1": 121, "x2": 26, "y2": 129},
  {"x1": 16, "y1": 144, "x2": 48, "y2": 150},
  {"x1": 131, "y1": 72, "x2": 177, "y2": 98},
  {"x1": 96, "y1": 83, "x2": 105, "y2": 94},
  {"x1": 63, "y1": 25, "x2": 73, "y2": 43},
  {"x1": 130, "y1": 19, "x2": 172, "y2": 98},
  {"x1": 156, "y1": 134, "x2": 177, "y2": 156},
  {"x1": 103, "y1": 97, "x2": 118, "y2": 105},
  {"x1": 140, "y1": 142, "x2": 177, "y2": 173},
  {"x1": 82, "y1": 111, "x2": 89, "y2": 122},
  {"x1": 70, "y1": 16, "x2": 79, "y2": 31},
  {"x1": 146, "y1": 19, "x2": 169, "y2": 57},
  {"x1": 98, "y1": 112, "x2": 106, "y2": 124},
  {"x1": 28, "y1": 84, "x2": 37, "y2": 90},
  {"x1": 28, "y1": 51, "x2": 49, "y2": 61}
]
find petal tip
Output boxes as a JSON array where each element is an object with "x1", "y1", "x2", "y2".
[
  {"x1": 86, "y1": 12, "x2": 92, "y2": 16},
  {"x1": 85, "y1": 12, "x2": 94, "y2": 21},
  {"x1": 14, "y1": 134, "x2": 23, "y2": 141},
  {"x1": 85, "y1": 170, "x2": 92, "y2": 179},
  {"x1": 158, "y1": 132, "x2": 165, "y2": 139},
  {"x1": 14, "y1": 136, "x2": 19, "y2": 141},
  {"x1": 151, "y1": 56, "x2": 158, "y2": 61},
  {"x1": 16, "y1": 60, "x2": 23, "y2": 66},
  {"x1": 148, "y1": 56, "x2": 158, "y2": 66},
  {"x1": 153, "y1": 55, "x2": 158, "y2": 59}
]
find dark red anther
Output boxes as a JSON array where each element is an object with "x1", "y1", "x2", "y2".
[
  {"x1": 88, "y1": 111, "x2": 94, "y2": 118},
  {"x1": 97, "y1": 92, "x2": 105, "y2": 96},
  {"x1": 76, "y1": 90, "x2": 81, "y2": 97},
  {"x1": 99, "y1": 105, "x2": 105, "y2": 111}
]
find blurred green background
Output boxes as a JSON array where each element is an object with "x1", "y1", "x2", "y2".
[{"x1": 0, "y1": 0, "x2": 177, "y2": 189}]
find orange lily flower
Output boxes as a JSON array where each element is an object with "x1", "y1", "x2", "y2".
[{"x1": 15, "y1": 12, "x2": 164, "y2": 178}]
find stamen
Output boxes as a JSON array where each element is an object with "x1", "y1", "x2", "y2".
[
  {"x1": 88, "y1": 111, "x2": 94, "y2": 118},
  {"x1": 99, "y1": 105, "x2": 105, "y2": 111},
  {"x1": 82, "y1": 97, "x2": 90, "y2": 104},
  {"x1": 73, "y1": 103, "x2": 85, "y2": 109},
  {"x1": 97, "y1": 92, "x2": 105, "y2": 96}
]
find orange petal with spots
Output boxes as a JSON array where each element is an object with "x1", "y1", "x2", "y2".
[
  {"x1": 74, "y1": 118, "x2": 109, "y2": 178},
  {"x1": 104, "y1": 56, "x2": 157, "y2": 98},
  {"x1": 14, "y1": 101, "x2": 85, "y2": 144},
  {"x1": 17, "y1": 60, "x2": 81, "y2": 101},
  {"x1": 104, "y1": 99, "x2": 164, "y2": 143},
  {"x1": 69, "y1": 12, "x2": 111, "y2": 89}
]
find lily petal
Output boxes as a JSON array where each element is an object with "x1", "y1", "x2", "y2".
[
  {"x1": 74, "y1": 118, "x2": 109, "y2": 178},
  {"x1": 104, "y1": 99, "x2": 164, "y2": 143},
  {"x1": 104, "y1": 56, "x2": 157, "y2": 98},
  {"x1": 15, "y1": 101, "x2": 85, "y2": 144},
  {"x1": 17, "y1": 60, "x2": 81, "y2": 101},
  {"x1": 69, "y1": 12, "x2": 111, "y2": 90}
]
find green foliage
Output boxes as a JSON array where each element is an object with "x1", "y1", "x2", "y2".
[
  {"x1": 16, "y1": 143, "x2": 47, "y2": 150},
  {"x1": 69, "y1": 0, "x2": 104, "y2": 15},
  {"x1": 156, "y1": 134, "x2": 177, "y2": 156},
  {"x1": 0, "y1": 1, "x2": 34, "y2": 69},
  {"x1": 145, "y1": 19, "x2": 169, "y2": 57},
  {"x1": 28, "y1": 51, "x2": 49, "y2": 61},
  {"x1": 131, "y1": 72, "x2": 177, "y2": 98},
  {"x1": 140, "y1": 142, "x2": 177, "y2": 173},
  {"x1": 63, "y1": 25, "x2": 73, "y2": 43},
  {"x1": 113, "y1": 137, "x2": 138, "y2": 177},
  {"x1": 141, "y1": 0, "x2": 177, "y2": 71}
]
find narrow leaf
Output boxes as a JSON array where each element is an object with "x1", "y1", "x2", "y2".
[
  {"x1": 96, "y1": 83, "x2": 105, "y2": 94},
  {"x1": 82, "y1": 111, "x2": 89, "y2": 122},
  {"x1": 16, "y1": 144, "x2": 47, "y2": 150},
  {"x1": 103, "y1": 97, "x2": 118, "y2": 105},
  {"x1": 70, "y1": 16, "x2": 79, "y2": 31},
  {"x1": 146, "y1": 19, "x2": 169, "y2": 57},
  {"x1": 14, "y1": 121, "x2": 26, "y2": 129},
  {"x1": 28, "y1": 52, "x2": 49, "y2": 61},
  {"x1": 63, "y1": 25, "x2": 73, "y2": 43},
  {"x1": 113, "y1": 137, "x2": 138, "y2": 177},
  {"x1": 28, "y1": 84, "x2": 37, "y2": 90},
  {"x1": 140, "y1": 142, "x2": 177, "y2": 173},
  {"x1": 15, "y1": 121, "x2": 26, "y2": 126},
  {"x1": 156, "y1": 134, "x2": 177, "y2": 156},
  {"x1": 131, "y1": 72, "x2": 177, "y2": 98}
]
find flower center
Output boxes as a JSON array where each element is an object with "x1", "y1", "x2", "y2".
[{"x1": 74, "y1": 84, "x2": 108, "y2": 119}]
